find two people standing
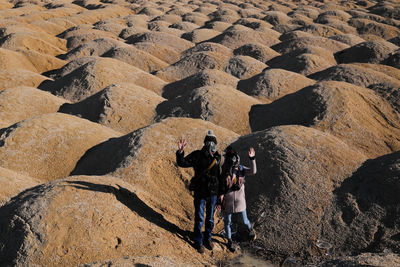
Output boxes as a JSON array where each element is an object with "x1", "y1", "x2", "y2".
[{"x1": 176, "y1": 130, "x2": 257, "y2": 254}]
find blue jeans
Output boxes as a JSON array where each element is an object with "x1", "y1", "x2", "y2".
[
  {"x1": 193, "y1": 195, "x2": 217, "y2": 246},
  {"x1": 224, "y1": 210, "x2": 252, "y2": 239}
]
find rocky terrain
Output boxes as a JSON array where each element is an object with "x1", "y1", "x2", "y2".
[{"x1": 0, "y1": 0, "x2": 399, "y2": 266}]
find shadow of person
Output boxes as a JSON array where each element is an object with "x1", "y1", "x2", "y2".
[{"x1": 66, "y1": 180, "x2": 193, "y2": 247}]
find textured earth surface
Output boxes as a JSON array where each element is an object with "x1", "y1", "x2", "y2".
[{"x1": 0, "y1": 0, "x2": 399, "y2": 266}]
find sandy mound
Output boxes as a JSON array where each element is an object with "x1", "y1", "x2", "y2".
[
  {"x1": 234, "y1": 18, "x2": 273, "y2": 32},
  {"x1": 1, "y1": 0, "x2": 400, "y2": 265},
  {"x1": 18, "y1": 49, "x2": 66, "y2": 73},
  {"x1": 137, "y1": 6, "x2": 164, "y2": 17},
  {"x1": 150, "y1": 25, "x2": 185, "y2": 38},
  {"x1": 0, "y1": 2, "x2": 12, "y2": 9},
  {"x1": 62, "y1": 37, "x2": 126, "y2": 61},
  {"x1": 262, "y1": 11, "x2": 292, "y2": 26},
  {"x1": 132, "y1": 42, "x2": 181, "y2": 65},
  {"x1": 289, "y1": 6, "x2": 320, "y2": 19},
  {"x1": 0, "y1": 113, "x2": 120, "y2": 181},
  {"x1": 0, "y1": 23, "x2": 67, "y2": 50},
  {"x1": 204, "y1": 26, "x2": 281, "y2": 50},
  {"x1": 0, "y1": 48, "x2": 37, "y2": 72},
  {"x1": 352, "y1": 62, "x2": 400, "y2": 81},
  {"x1": 118, "y1": 26, "x2": 149, "y2": 39},
  {"x1": 0, "y1": 167, "x2": 40, "y2": 204},
  {"x1": 203, "y1": 21, "x2": 232, "y2": 32},
  {"x1": 271, "y1": 36, "x2": 349, "y2": 54},
  {"x1": 383, "y1": 48, "x2": 400, "y2": 69},
  {"x1": 169, "y1": 21, "x2": 199, "y2": 32},
  {"x1": 0, "y1": 86, "x2": 66, "y2": 125},
  {"x1": 328, "y1": 33, "x2": 366, "y2": 46},
  {"x1": 181, "y1": 12, "x2": 210, "y2": 27},
  {"x1": 156, "y1": 85, "x2": 261, "y2": 135},
  {"x1": 249, "y1": 81, "x2": 400, "y2": 158},
  {"x1": 66, "y1": 5, "x2": 132, "y2": 25},
  {"x1": 278, "y1": 30, "x2": 315, "y2": 42},
  {"x1": 42, "y1": 56, "x2": 96, "y2": 79},
  {"x1": 93, "y1": 19, "x2": 126, "y2": 37},
  {"x1": 322, "y1": 150, "x2": 400, "y2": 255},
  {"x1": 208, "y1": 7, "x2": 241, "y2": 24},
  {"x1": 349, "y1": 18, "x2": 400, "y2": 40},
  {"x1": 237, "y1": 68, "x2": 315, "y2": 101},
  {"x1": 316, "y1": 10, "x2": 353, "y2": 22},
  {"x1": 103, "y1": 45, "x2": 168, "y2": 73},
  {"x1": 233, "y1": 43, "x2": 280, "y2": 62},
  {"x1": 272, "y1": 24, "x2": 302, "y2": 34},
  {"x1": 309, "y1": 63, "x2": 400, "y2": 89},
  {"x1": 0, "y1": 32, "x2": 65, "y2": 56},
  {"x1": 0, "y1": 175, "x2": 214, "y2": 266},
  {"x1": 154, "y1": 51, "x2": 230, "y2": 82},
  {"x1": 181, "y1": 41, "x2": 232, "y2": 58},
  {"x1": 296, "y1": 23, "x2": 344, "y2": 38},
  {"x1": 126, "y1": 32, "x2": 194, "y2": 54},
  {"x1": 71, "y1": 118, "x2": 239, "y2": 229},
  {"x1": 0, "y1": 69, "x2": 50, "y2": 90},
  {"x1": 224, "y1": 55, "x2": 267, "y2": 79},
  {"x1": 335, "y1": 40, "x2": 398, "y2": 64},
  {"x1": 161, "y1": 69, "x2": 239, "y2": 99},
  {"x1": 123, "y1": 13, "x2": 149, "y2": 28},
  {"x1": 181, "y1": 28, "x2": 221, "y2": 43},
  {"x1": 369, "y1": 1, "x2": 400, "y2": 19},
  {"x1": 310, "y1": 63, "x2": 400, "y2": 113},
  {"x1": 61, "y1": 27, "x2": 119, "y2": 50},
  {"x1": 145, "y1": 21, "x2": 180, "y2": 36},
  {"x1": 40, "y1": 57, "x2": 166, "y2": 102},
  {"x1": 45, "y1": 17, "x2": 78, "y2": 33},
  {"x1": 227, "y1": 125, "x2": 366, "y2": 259},
  {"x1": 267, "y1": 47, "x2": 337, "y2": 75},
  {"x1": 59, "y1": 83, "x2": 165, "y2": 134},
  {"x1": 316, "y1": 18, "x2": 358, "y2": 35}
]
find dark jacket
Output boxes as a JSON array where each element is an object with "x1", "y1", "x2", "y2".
[{"x1": 176, "y1": 148, "x2": 224, "y2": 197}]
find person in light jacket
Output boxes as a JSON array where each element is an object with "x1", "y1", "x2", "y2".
[{"x1": 220, "y1": 146, "x2": 257, "y2": 252}]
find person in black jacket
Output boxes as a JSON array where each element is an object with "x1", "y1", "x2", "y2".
[{"x1": 176, "y1": 130, "x2": 224, "y2": 254}]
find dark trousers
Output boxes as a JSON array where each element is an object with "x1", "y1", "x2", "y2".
[{"x1": 193, "y1": 195, "x2": 217, "y2": 246}]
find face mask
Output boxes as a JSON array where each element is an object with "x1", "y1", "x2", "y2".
[
  {"x1": 231, "y1": 154, "x2": 240, "y2": 167},
  {"x1": 204, "y1": 141, "x2": 217, "y2": 156}
]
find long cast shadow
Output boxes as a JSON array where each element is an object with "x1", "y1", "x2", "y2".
[{"x1": 66, "y1": 181, "x2": 193, "y2": 246}]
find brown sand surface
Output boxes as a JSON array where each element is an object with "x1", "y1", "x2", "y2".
[{"x1": 0, "y1": 0, "x2": 400, "y2": 266}]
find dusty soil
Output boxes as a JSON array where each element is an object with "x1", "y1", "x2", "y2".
[{"x1": 0, "y1": 0, "x2": 399, "y2": 266}]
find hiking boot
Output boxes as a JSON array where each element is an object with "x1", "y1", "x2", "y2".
[
  {"x1": 227, "y1": 238, "x2": 236, "y2": 252},
  {"x1": 197, "y1": 245, "x2": 205, "y2": 254},
  {"x1": 204, "y1": 239, "x2": 214, "y2": 250},
  {"x1": 248, "y1": 228, "x2": 256, "y2": 241}
]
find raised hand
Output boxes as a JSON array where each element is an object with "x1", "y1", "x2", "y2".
[
  {"x1": 178, "y1": 139, "x2": 187, "y2": 152},
  {"x1": 248, "y1": 147, "x2": 255, "y2": 157}
]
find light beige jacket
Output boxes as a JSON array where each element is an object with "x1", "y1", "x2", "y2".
[{"x1": 223, "y1": 159, "x2": 256, "y2": 214}]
